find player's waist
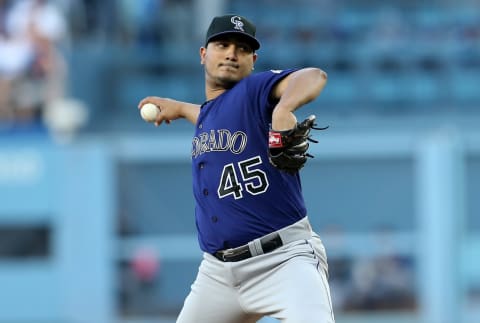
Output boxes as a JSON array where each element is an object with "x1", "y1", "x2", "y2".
[{"x1": 213, "y1": 216, "x2": 313, "y2": 262}]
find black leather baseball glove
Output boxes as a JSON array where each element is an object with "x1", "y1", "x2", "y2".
[{"x1": 268, "y1": 115, "x2": 328, "y2": 174}]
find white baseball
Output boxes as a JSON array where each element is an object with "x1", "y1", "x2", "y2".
[{"x1": 140, "y1": 103, "x2": 160, "y2": 123}]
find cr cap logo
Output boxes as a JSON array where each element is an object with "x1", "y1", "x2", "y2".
[{"x1": 231, "y1": 16, "x2": 245, "y2": 31}]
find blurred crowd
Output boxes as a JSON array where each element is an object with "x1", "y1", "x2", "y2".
[
  {"x1": 0, "y1": 0, "x2": 181, "y2": 134},
  {"x1": 0, "y1": 0, "x2": 68, "y2": 132},
  {"x1": 2, "y1": 0, "x2": 480, "y2": 134},
  {"x1": 317, "y1": 225, "x2": 417, "y2": 312}
]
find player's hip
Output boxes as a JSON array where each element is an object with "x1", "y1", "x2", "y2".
[
  {"x1": 208, "y1": 216, "x2": 328, "y2": 269},
  {"x1": 200, "y1": 230, "x2": 329, "y2": 287}
]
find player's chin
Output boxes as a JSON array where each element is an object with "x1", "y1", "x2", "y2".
[{"x1": 216, "y1": 75, "x2": 241, "y2": 89}]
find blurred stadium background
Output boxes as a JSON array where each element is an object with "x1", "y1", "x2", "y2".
[{"x1": 0, "y1": 0, "x2": 479, "y2": 322}]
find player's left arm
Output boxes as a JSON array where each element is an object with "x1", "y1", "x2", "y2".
[{"x1": 270, "y1": 68, "x2": 327, "y2": 131}]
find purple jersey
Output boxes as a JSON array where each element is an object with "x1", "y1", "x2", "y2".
[{"x1": 191, "y1": 69, "x2": 307, "y2": 254}]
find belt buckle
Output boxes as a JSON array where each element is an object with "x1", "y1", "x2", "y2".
[{"x1": 221, "y1": 249, "x2": 235, "y2": 261}]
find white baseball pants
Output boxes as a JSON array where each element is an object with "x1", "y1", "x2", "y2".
[{"x1": 176, "y1": 217, "x2": 335, "y2": 323}]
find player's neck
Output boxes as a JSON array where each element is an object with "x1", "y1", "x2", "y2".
[
  {"x1": 205, "y1": 87, "x2": 228, "y2": 101},
  {"x1": 205, "y1": 76, "x2": 239, "y2": 100}
]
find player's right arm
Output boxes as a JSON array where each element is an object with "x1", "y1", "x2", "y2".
[
  {"x1": 138, "y1": 97, "x2": 201, "y2": 126},
  {"x1": 270, "y1": 68, "x2": 327, "y2": 131}
]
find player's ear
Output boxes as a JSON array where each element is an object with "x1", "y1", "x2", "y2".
[{"x1": 200, "y1": 47, "x2": 207, "y2": 65}]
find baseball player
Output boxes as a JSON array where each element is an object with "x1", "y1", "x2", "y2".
[{"x1": 138, "y1": 14, "x2": 334, "y2": 323}]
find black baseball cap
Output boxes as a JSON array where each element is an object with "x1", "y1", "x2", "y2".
[{"x1": 205, "y1": 14, "x2": 260, "y2": 50}]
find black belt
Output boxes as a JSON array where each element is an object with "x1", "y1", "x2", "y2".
[{"x1": 213, "y1": 233, "x2": 283, "y2": 262}]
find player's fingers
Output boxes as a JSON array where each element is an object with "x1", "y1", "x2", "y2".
[
  {"x1": 153, "y1": 110, "x2": 171, "y2": 126},
  {"x1": 154, "y1": 113, "x2": 164, "y2": 126},
  {"x1": 138, "y1": 98, "x2": 149, "y2": 109},
  {"x1": 138, "y1": 99, "x2": 152, "y2": 109},
  {"x1": 138, "y1": 96, "x2": 160, "y2": 109}
]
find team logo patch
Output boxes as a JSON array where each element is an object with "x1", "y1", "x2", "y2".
[
  {"x1": 231, "y1": 16, "x2": 245, "y2": 31},
  {"x1": 269, "y1": 131, "x2": 283, "y2": 148}
]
